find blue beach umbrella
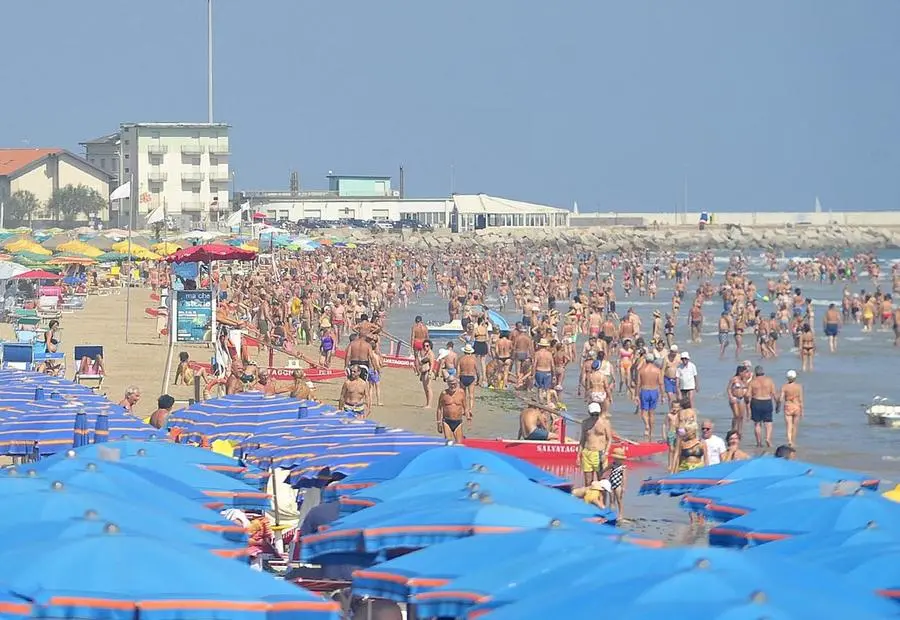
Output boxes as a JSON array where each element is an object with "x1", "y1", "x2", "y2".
[
  {"x1": 0, "y1": 478, "x2": 244, "y2": 538},
  {"x1": 301, "y1": 494, "x2": 610, "y2": 561},
  {"x1": 325, "y1": 445, "x2": 568, "y2": 500},
  {"x1": 13, "y1": 458, "x2": 238, "y2": 512},
  {"x1": 639, "y1": 457, "x2": 880, "y2": 496},
  {"x1": 0, "y1": 530, "x2": 340, "y2": 620},
  {"x1": 73, "y1": 410, "x2": 88, "y2": 447},
  {"x1": 680, "y1": 474, "x2": 867, "y2": 521},
  {"x1": 472, "y1": 548, "x2": 900, "y2": 620},
  {"x1": 262, "y1": 436, "x2": 445, "y2": 469},
  {"x1": 709, "y1": 494, "x2": 900, "y2": 548},
  {"x1": 288, "y1": 449, "x2": 416, "y2": 487},
  {"x1": 339, "y1": 471, "x2": 610, "y2": 518},
  {"x1": 747, "y1": 524, "x2": 900, "y2": 558},
  {"x1": 0, "y1": 516, "x2": 245, "y2": 558},
  {"x1": 351, "y1": 524, "x2": 654, "y2": 601},
  {"x1": 63, "y1": 439, "x2": 267, "y2": 482}
]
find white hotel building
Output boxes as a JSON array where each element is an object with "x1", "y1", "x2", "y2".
[{"x1": 83, "y1": 122, "x2": 230, "y2": 228}]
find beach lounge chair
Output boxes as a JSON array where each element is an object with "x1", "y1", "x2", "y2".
[
  {"x1": 61, "y1": 294, "x2": 86, "y2": 313},
  {"x1": 2, "y1": 343, "x2": 34, "y2": 370},
  {"x1": 73, "y1": 345, "x2": 104, "y2": 389}
]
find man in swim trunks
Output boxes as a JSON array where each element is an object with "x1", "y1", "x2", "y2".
[
  {"x1": 532, "y1": 339, "x2": 555, "y2": 405},
  {"x1": 579, "y1": 402, "x2": 611, "y2": 486},
  {"x1": 440, "y1": 341, "x2": 458, "y2": 380},
  {"x1": 748, "y1": 365, "x2": 776, "y2": 448},
  {"x1": 338, "y1": 364, "x2": 369, "y2": 418},
  {"x1": 662, "y1": 344, "x2": 680, "y2": 405},
  {"x1": 410, "y1": 315, "x2": 429, "y2": 366},
  {"x1": 457, "y1": 344, "x2": 479, "y2": 414},
  {"x1": 494, "y1": 331, "x2": 514, "y2": 388},
  {"x1": 344, "y1": 333, "x2": 377, "y2": 381},
  {"x1": 636, "y1": 353, "x2": 665, "y2": 441},
  {"x1": 823, "y1": 303, "x2": 842, "y2": 353},
  {"x1": 436, "y1": 376, "x2": 468, "y2": 442},
  {"x1": 518, "y1": 405, "x2": 557, "y2": 441}
]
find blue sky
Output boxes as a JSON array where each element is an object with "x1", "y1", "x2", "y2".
[{"x1": 2, "y1": 1, "x2": 898, "y2": 212}]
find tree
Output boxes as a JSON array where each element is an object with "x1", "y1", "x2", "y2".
[
  {"x1": 3, "y1": 190, "x2": 42, "y2": 226},
  {"x1": 47, "y1": 184, "x2": 106, "y2": 222}
]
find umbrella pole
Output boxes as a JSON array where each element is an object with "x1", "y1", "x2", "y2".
[
  {"x1": 269, "y1": 466, "x2": 281, "y2": 527},
  {"x1": 125, "y1": 226, "x2": 132, "y2": 344}
]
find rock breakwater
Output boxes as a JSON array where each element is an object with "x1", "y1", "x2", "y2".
[{"x1": 339, "y1": 224, "x2": 900, "y2": 253}]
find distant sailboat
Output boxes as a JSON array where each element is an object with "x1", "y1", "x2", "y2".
[
  {"x1": 814, "y1": 196, "x2": 822, "y2": 213},
  {"x1": 573, "y1": 200, "x2": 579, "y2": 215}
]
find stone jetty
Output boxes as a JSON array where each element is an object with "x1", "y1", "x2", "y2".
[{"x1": 341, "y1": 224, "x2": 900, "y2": 253}]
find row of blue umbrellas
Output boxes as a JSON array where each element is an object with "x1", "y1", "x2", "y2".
[
  {"x1": 0, "y1": 438, "x2": 341, "y2": 619},
  {"x1": 281, "y1": 450, "x2": 900, "y2": 619},
  {"x1": 0, "y1": 371, "x2": 159, "y2": 456},
  {"x1": 161, "y1": 391, "x2": 900, "y2": 617}
]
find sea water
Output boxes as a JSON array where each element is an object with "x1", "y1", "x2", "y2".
[{"x1": 380, "y1": 252, "x2": 898, "y2": 530}]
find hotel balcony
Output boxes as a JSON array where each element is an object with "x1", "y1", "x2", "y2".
[
  {"x1": 208, "y1": 144, "x2": 230, "y2": 156},
  {"x1": 180, "y1": 201, "x2": 206, "y2": 212},
  {"x1": 208, "y1": 172, "x2": 231, "y2": 184},
  {"x1": 181, "y1": 172, "x2": 205, "y2": 183},
  {"x1": 180, "y1": 144, "x2": 204, "y2": 155},
  {"x1": 147, "y1": 144, "x2": 168, "y2": 155},
  {"x1": 147, "y1": 172, "x2": 168, "y2": 182}
]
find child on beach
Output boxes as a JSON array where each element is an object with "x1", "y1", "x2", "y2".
[{"x1": 604, "y1": 446, "x2": 628, "y2": 520}]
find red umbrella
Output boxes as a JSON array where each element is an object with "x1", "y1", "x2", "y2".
[
  {"x1": 165, "y1": 243, "x2": 257, "y2": 264},
  {"x1": 252, "y1": 212, "x2": 268, "y2": 220},
  {"x1": 12, "y1": 269, "x2": 61, "y2": 280}
]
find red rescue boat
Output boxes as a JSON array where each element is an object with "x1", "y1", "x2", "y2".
[
  {"x1": 462, "y1": 417, "x2": 667, "y2": 465},
  {"x1": 334, "y1": 347, "x2": 415, "y2": 370}
]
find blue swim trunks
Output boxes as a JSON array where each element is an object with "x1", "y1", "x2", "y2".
[
  {"x1": 534, "y1": 370, "x2": 553, "y2": 390},
  {"x1": 664, "y1": 376, "x2": 677, "y2": 394},
  {"x1": 640, "y1": 388, "x2": 660, "y2": 412}
]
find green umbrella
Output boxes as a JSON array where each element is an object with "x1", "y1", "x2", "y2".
[
  {"x1": 97, "y1": 252, "x2": 129, "y2": 263},
  {"x1": 14, "y1": 252, "x2": 50, "y2": 263}
]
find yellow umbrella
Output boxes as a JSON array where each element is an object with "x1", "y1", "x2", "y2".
[
  {"x1": 884, "y1": 484, "x2": 900, "y2": 503},
  {"x1": 5, "y1": 239, "x2": 52, "y2": 255},
  {"x1": 110, "y1": 240, "x2": 161, "y2": 260},
  {"x1": 152, "y1": 241, "x2": 182, "y2": 253},
  {"x1": 57, "y1": 240, "x2": 104, "y2": 258},
  {"x1": 238, "y1": 243, "x2": 257, "y2": 252}
]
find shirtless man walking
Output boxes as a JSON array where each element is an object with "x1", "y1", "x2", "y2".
[
  {"x1": 778, "y1": 370, "x2": 804, "y2": 447},
  {"x1": 662, "y1": 345, "x2": 680, "y2": 406},
  {"x1": 532, "y1": 339, "x2": 555, "y2": 405},
  {"x1": 410, "y1": 316, "x2": 429, "y2": 367},
  {"x1": 457, "y1": 344, "x2": 479, "y2": 414},
  {"x1": 436, "y1": 376, "x2": 468, "y2": 442},
  {"x1": 578, "y1": 402, "x2": 612, "y2": 486},
  {"x1": 748, "y1": 365, "x2": 776, "y2": 448},
  {"x1": 636, "y1": 354, "x2": 665, "y2": 441},
  {"x1": 823, "y1": 303, "x2": 842, "y2": 353}
]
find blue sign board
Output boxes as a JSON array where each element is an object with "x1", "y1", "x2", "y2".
[{"x1": 174, "y1": 290, "x2": 215, "y2": 343}]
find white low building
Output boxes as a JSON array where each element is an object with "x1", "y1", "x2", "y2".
[{"x1": 252, "y1": 193, "x2": 569, "y2": 230}]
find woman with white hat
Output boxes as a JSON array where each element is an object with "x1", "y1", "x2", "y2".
[{"x1": 778, "y1": 370, "x2": 804, "y2": 446}]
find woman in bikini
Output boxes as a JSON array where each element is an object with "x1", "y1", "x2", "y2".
[
  {"x1": 799, "y1": 323, "x2": 816, "y2": 372},
  {"x1": 726, "y1": 365, "x2": 750, "y2": 435},
  {"x1": 618, "y1": 339, "x2": 634, "y2": 397},
  {"x1": 779, "y1": 370, "x2": 804, "y2": 446}
]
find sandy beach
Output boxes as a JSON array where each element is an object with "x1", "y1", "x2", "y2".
[{"x1": 32, "y1": 288, "x2": 512, "y2": 439}]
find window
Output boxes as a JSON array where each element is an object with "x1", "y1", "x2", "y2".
[
  {"x1": 124, "y1": 140, "x2": 130, "y2": 145},
  {"x1": 210, "y1": 157, "x2": 218, "y2": 167},
  {"x1": 124, "y1": 153, "x2": 129, "y2": 159},
  {"x1": 192, "y1": 187, "x2": 200, "y2": 194},
  {"x1": 124, "y1": 167, "x2": 130, "y2": 173},
  {"x1": 151, "y1": 132, "x2": 160, "y2": 139},
  {"x1": 100, "y1": 159, "x2": 106, "y2": 169}
]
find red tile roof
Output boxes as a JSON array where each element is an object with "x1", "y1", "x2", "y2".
[{"x1": 0, "y1": 148, "x2": 64, "y2": 177}]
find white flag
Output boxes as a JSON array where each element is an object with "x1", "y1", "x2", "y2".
[
  {"x1": 146, "y1": 205, "x2": 165, "y2": 225},
  {"x1": 109, "y1": 181, "x2": 131, "y2": 201},
  {"x1": 224, "y1": 209, "x2": 243, "y2": 227},
  {"x1": 239, "y1": 201, "x2": 251, "y2": 213}
]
